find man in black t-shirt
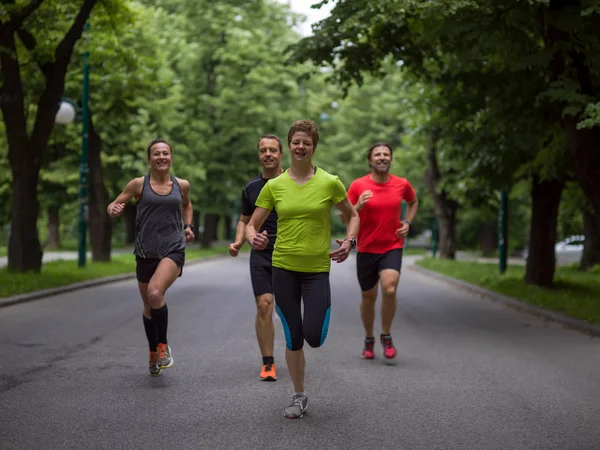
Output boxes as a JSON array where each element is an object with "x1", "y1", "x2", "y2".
[{"x1": 229, "y1": 134, "x2": 283, "y2": 382}]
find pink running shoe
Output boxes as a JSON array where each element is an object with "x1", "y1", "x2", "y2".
[
  {"x1": 362, "y1": 338, "x2": 375, "y2": 359},
  {"x1": 381, "y1": 335, "x2": 397, "y2": 359}
]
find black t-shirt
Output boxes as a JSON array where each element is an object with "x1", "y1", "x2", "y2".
[{"x1": 241, "y1": 174, "x2": 278, "y2": 251}]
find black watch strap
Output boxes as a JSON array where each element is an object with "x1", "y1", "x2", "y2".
[
  {"x1": 184, "y1": 223, "x2": 193, "y2": 229},
  {"x1": 345, "y1": 237, "x2": 357, "y2": 249}
]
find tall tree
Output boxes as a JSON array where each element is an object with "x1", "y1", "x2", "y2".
[{"x1": 0, "y1": 0, "x2": 112, "y2": 271}]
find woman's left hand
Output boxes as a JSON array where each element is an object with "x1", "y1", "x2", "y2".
[
  {"x1": 329, "y1": 239, "x2": 352, "y2": 263},
  {"x1": 185, "y1": 227, "x2": 195, "y2": 242}
]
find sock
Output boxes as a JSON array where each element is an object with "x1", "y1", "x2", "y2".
[
  {"x1": 365, "y1": 336, "x2": 375, "y2": 342},
  {"x1": 151, "y1": 304, "x2": 169, "y2": 345},
  {"x1": 143, "y1": 315, "x2": 158, "y2": 352},
  {"x1": 295, "y1": 391, "x2": 306, "y2": 397},
  {"x1": 263, "y1": 356, "x2": 274, "y2": 365},
  {"x1": 380, "y1": 334, "x2": 391, "y2": 339}
]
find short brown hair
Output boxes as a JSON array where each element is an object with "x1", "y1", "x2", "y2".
[
  {"x1": 287, "y1": 120, "x2": 320, "y2": 149},
  {"x1": 257, "y1": 134, "x2": 283, "y2": 152},
  {"x1": 367, "y1": 142, "x2": 393, "y2": 160},
  {"x1": 147, "y1": 138, "x2": 172, "y2": 158}
]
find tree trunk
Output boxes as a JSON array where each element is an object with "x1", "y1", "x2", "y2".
[
  {"x1": 563, "y1": 120, "x2": 600, "y2": 220},
  {"x1": 580, "y1": 202, "x2": 600, "y2": 270},
  {"x1": 8, "y1": 165, "x2": 43, "y2": 272},
  {"x1": 544, "y1": 2, "x2": 600, "y2": 220},
  {"x1": 223, "y1": 215, "x2": 232, "y2": 240},
  {"x1": 524, "y1": 177, "x2": 563, "y2": 287},
  {"x1": 87, "y1": 114, "x2": 111, "y2": 261},
  {"x1": 124, "y1": 203, "x2": 137, "y2": 244},
  {"x1": 46, "y1": 205, "x2": 60, "y2": 250},
  {"x1": 479, "y1": 221, "x2": 497, "y2": 257},
  {"x1": 1, "y1": 0, "x2": 99, "y2": 272},
  {"x1": 423, "y1": 131, "x2": 457, "y2": 259},
  {"x1": 201, "y1": 213, "x2": 220, "y2": 248},
  {"x1": 192, "y1": 209, "x2": 200, "y2": 242}
]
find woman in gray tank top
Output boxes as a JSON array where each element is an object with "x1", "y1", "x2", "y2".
[{"x1": 106, "y1": 138, "x2": 195, "y2": 377}]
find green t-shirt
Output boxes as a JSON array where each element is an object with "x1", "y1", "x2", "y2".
[{"x1": 255, "y1": 167, "x2": 348, "y2": 273}]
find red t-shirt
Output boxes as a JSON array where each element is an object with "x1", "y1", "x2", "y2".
[{"x1": 347, "y1": 175, "x2": 416, "y2": 254}]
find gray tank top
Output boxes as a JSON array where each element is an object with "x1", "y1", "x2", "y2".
[{"x1": 134, "y1": 175, "x2": 186, "y2": 259}]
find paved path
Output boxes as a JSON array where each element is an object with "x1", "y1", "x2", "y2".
[{"x1": 1, "y1": 254, "x2": 598, "y2": 449}]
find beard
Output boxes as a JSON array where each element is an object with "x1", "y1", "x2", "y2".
[{"x1": 370, "y1": 162, "x2": 390, "y2": 173}]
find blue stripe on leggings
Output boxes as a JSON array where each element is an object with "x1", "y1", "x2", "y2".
[
  {"x1": 276, "y1": 305, "x2": 293, "y2": 350},
  {"x1": 320, "y1": 307, "x2": 331, "y2": 346}
]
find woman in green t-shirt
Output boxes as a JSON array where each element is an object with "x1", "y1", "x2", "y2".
[{"x1": 246, "y1": 120, "x2": 360, "y2": 419}]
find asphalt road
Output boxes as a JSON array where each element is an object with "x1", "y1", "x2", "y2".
[{"x1": 1, "y1": 253, "x2": 599, "y2": 450}]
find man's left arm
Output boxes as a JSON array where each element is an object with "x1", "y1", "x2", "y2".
[{"x1": 404, "y1": 196, "x2": 419, "y2": 224}]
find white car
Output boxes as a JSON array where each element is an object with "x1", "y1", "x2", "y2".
[{"x1": 522, "y1": 235, "x2": 585, "y2": 264}]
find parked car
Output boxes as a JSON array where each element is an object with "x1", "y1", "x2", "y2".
[{"x1": 522, "y1": 235, "x2": 585, "y2": 264}]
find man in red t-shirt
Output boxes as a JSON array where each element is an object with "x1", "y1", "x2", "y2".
[{"x1": 347, "y1": 142, "x2": 419, "y2": 360}]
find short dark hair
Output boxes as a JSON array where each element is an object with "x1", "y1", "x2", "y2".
[
  {"x1": 367, "y1": 142, "x2": 393, "y2": 160},
  {"x1": 287, "y1": 120, "x2": 320, "y2": 149},
  {"x1": 257, "y1": 134, "x2": 283, "y2": 152},
  {"x1": 146, "y1": 138, "x2": 172, "y2": 158}
]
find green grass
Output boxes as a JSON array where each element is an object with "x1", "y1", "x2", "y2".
[
  {"x1": 416, "y1": 258, "x2": 600, "y2": 325},
  {"x1": 0, "y1": 245, "x2": 235, "y2": 298},
  {"x1": 402, "y1": 247, "x2": 429, "y2": 256}
]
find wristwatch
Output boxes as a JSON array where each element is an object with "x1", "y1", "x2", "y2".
[
  {"x1": 404, "y1": 220, "x2": 412, "y2": 226},
  {"x1": 184, "y1": 223, "x2": 193, "y2": 230},
  {"x1": 344, "y1": 237, "x2": 357, "y2": 249}
]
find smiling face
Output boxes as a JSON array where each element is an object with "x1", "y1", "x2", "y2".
[
  {"x1": 258, "y1": 137, "x2": 283, "y2": 169},
  {"x1": 148, "y1": 142, "x2": 172, "y2": 172},
  {"x1": 289, "y1": 131, "x2": 315, "y2": 163},
  {"x1": 369, "y1": 145, "x2": 392, "y2": 174}
]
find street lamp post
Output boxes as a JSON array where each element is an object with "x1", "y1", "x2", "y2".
[
  {"x1": 78, "y1": 30, "x2": 90, "y2": 268},
  {"x1": 55, "y1": 23, "x2": 90, "y2": 268}
]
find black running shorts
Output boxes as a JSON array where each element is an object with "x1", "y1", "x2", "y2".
[
  {"x1": 135, "y1": 250, "x2": 185, "y2": 283},
  {"x1": 356, "y1": 248, "x2": 403, "y2": 292},
  {"x1": 249, "y1": 249, "x2": 273, "y2": 297}
]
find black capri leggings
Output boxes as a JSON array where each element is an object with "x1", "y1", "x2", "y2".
[{"x1": 272, "y1": 266, "x2": 331, "y2": 351}]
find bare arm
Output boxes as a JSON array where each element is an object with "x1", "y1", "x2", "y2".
[
  {"x1": 234, "y1": 215, "x2": 250, "y2": 247},
  {"x1": 405, "y1": 197, "x2": 419, "y2": 223},
  {"x1": 229, "y1": 214, "x2": 250, "y2": 256},
  {"x1": 107, "y1": 177, "x2": 143, "y2": 218},
  {"x1": 178, "y1": 178, "x2": 193, "y2": 225},
  {"x1": 245, "y1": 207, "x2": 272, "y2": 250},
  {"x1": 336, "y1": 198, "x2": 360, "y2": 240},
  {"x1": 330, "y1": 198, "x2": 360, "y2": 263},
  {"x1": 397, "y1": 196, "x2": 419, "y2": 238}
]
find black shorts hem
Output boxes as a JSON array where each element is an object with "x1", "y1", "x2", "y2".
[
  {"x1": 356, "y1": 248, "x2": 403, "y2": 292},
  {"x1": 250, "y1": 249, "x2": 273, "y2": 297},
  {"x1": 136, "y1": 250, "x2": 185, "y2": 283}
]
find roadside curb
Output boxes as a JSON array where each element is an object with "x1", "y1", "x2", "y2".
[
  {"x1": 0, "y1": 254, "x2": 230, "y2": 309},
  {"x1": 408, "y1": 264, "x2": 600, "y2": 338}
]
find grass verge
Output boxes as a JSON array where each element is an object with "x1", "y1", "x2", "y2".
[
  {"x1": 0, "y1": 245, "x2": 236, "y2": 298},
  {"x1": 415, "y1": 258, "x2": 600, "y2": 325}
]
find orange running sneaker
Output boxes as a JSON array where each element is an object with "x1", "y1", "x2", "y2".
[
  {"x1": 149, "y1": 351, "x2": 161, "y2": 376},
  {"x1": 157, "y1": 343, "x2": 174, "y2": 369},
  {"x1": 259, "y1": 363, "x2": 277, "y2": 381}
]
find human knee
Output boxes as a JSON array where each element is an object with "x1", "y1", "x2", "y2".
[
  {"x1": 382, "y1": 283, "x2": 398, "y2": 297},
  {"x1": 361, "y1": 291, "x2": 377, "y2": 304},
  {"x1": 147, "y1": 285, "x2": 164, "y2": 307},
  {"x1": 256, "y1": 295, "x2": 274, "y2": 317},
  {"x1": 305, "y1": 333, "x2": 324, "y2": 349}
]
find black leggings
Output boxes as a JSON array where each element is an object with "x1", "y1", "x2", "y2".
[{"x1": 272, "y1": 267, "x2": 331, "y2": 351}]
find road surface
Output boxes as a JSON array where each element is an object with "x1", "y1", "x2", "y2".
[{"x1": 1, "y1": 253, "x2": 598, "y2": 449}]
